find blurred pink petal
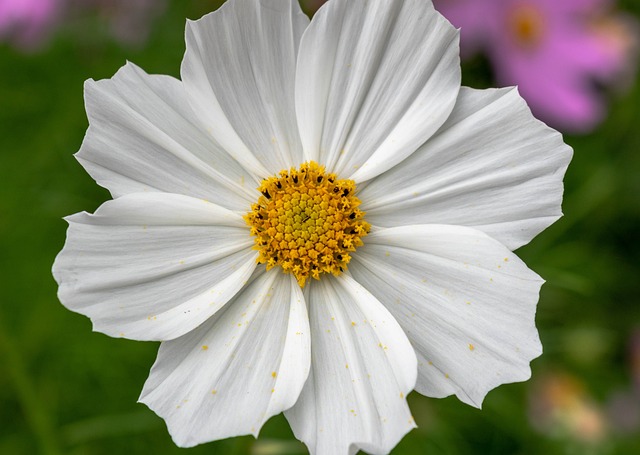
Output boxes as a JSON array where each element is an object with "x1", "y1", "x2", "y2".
[
  {"x1": 529, "y1": 371, "x2": 607, "y2": 443},
  {"x1": 434, "y1": 0, "x2": 530, "y2": 57},
  {"x1": 606, "y1": 390, "x2": 640, "y2": 434},
  {"x1": 433, "y1": 0, "x2": 501, "y2": 57},
  {"x1": 433, "y1": 0, "x2": 639, "y2": 133},
  {"x1": 604, "y1": 330, "x2": 640, "y2": 434},
  {"x1": 535, "y1": 0, "x2": 611, "y2": 15},
  {"x1": 630, "y1": 329, "x2": 640, "y2": 392},
  {"x1": 0, "y1": 0, "x2": 61, "y2": 49}
]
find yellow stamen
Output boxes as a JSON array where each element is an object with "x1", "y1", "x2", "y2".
[
  {"x1": 508, "y1": 4, "x2": 545, "y2": 49},
  {"x1": 244, "y1": 161, "x2": 370, "y2": 287}
]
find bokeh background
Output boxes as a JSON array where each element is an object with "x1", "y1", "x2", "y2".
[{"x1": 1, "y1": 0, "x2": 639, "y2": 454}]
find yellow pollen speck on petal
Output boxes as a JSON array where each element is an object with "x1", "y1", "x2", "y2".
[
  {"x1": 351, "y1": 321, "x2": 356, "y2": 326},
  {"x1": 445, "y1": 373, "x2": 450, "y2": 379},
  {"x1": 244, "y1": 161, "x2": 370, "y2": 287},
  {"x1": 345, "y1": 363, "x2": 349, "y2": 369},
  {"x1": 271, "y1": 371, "x2": 277, "y2": 378},
  {"x1": 201, "y1": 345, "x2": 208, "y2": 351},
  {"x1": 469, "y1": 344, "x2": 475, "y2": 351},
  {"x1": 400, "y1": 392, "x2": 404, "y2": 399},
  {"x1": 504, "y1": 257, "x2": 509, "y2": 262},
  {"x1": 211, "y1": 390, "x2": 217, "y2": 395}
]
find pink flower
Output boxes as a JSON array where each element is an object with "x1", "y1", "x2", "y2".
[
  {"x1": 529, "y1": 371, "x2": 607, "y2": 443},
  {"x1": 0, "y1": 0, "x2": 61, "y2": 49},
  {"x1": 433, "y1": 0, "x2": 638, "y2": 133}
]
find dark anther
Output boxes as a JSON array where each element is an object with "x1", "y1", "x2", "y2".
[
  {"x1": 328, "y1": 178, "x2": 334, "y2": 183},
  {"x1": 317, "y1": 176, "x2": 323, "y2": 183},
  {"x1": 342, "y1": 189, "x2": 349, "y2": 196},
  {"x1": 262, "y1": 190, "x2": 271, "y2": 199},
  {"x1": 257, "y1": 214, "x2": 263, "y2": 219},
  {"x1": 276, "y1": 181, "x2": 282, "y2": 189},
  {"x1": 336, "y1": 254, "x2": 342, "y2": 260},
  {"x1": 333, "y1": 187, "x2": 339, "y2": 193},
  {"x1": 349, "y1": 213, "x2": 356, "y2": 219},
  {"x1": 311, "y1": 265, "x2": 317, "y2": 270},
  {"x1": 339, "y1": 267, "x2": 344, "y2": 272},
  {"x1": 292, "y1": 175, "x2": 298, "y2": 183}
]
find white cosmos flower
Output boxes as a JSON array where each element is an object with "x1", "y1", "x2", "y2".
[{"x1": 52, "y1": 0, "x2": 572, "y2": 453}]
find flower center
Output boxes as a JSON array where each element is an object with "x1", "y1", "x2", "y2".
[
  {"x1": 507, "y1": 3, "x2": 545, "y2": 49},
  {"x1": 245, "y1": 161, "x2": 370, "y2": 287}
]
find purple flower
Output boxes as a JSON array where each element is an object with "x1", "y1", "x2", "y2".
[
  {"x1": 0, "y1": 0, "x2": 61, "y2": 49},
  {"x1": 433, "y1": 0, "x2": 638, "y2": 133}
]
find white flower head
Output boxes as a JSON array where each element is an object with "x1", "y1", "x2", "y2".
[{"x1": 53, "y1": 0, "x2": 572, "y2": 453}]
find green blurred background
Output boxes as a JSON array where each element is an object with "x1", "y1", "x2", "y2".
[{"x1": 1, "y1": 1, "x2": 639, "y2": 454}]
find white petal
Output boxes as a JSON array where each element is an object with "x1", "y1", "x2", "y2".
[
  {"x1": 182, "y1": 0, "x2": 309, "y2": 175},
  {"x1": 349, "y1": 225, "x2": 543, "y2": 408},
  {"x1": 139, "y1": 271, "x2": 310, "y2": 448},
  {"x1": 360, "y1": 87, "x2": 573, "y2": 250},
  {"x1": 77, "y1": 62, "x2": 257, "y2": 209},
  {"x1": 295, "y1": 0, "x2": 460, "y2": 182},
  {"x1": 285, "y1": 274, "x2": 417, "y2": 455},
  {"x1": 52, "y1": 193, "x2": 258, "y2": 341}
]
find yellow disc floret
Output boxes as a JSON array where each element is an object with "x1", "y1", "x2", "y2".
[
  {"x1": 244, "y1": 161, "x2": 370, "y2": 287},
  {"x1": 508, "y1": 4, "x2": 545, "y2": 49}
]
